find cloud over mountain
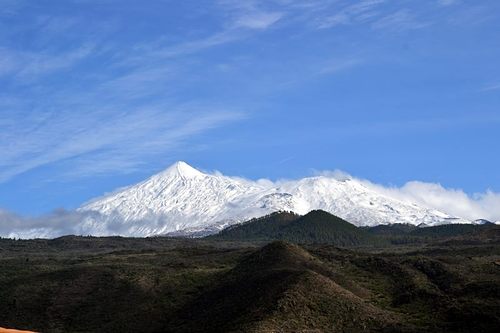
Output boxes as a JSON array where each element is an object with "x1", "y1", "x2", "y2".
[{"x1": 363, "y1": 180, "x2": 500, "y2": 222}]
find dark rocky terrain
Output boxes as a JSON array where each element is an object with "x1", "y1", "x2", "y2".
[{"x1": 1, "y1": 212, "x2": 499, "y2": 332}]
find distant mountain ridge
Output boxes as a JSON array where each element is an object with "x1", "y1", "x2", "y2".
[{"x1": 76, "y1": 161, "x2": 471, "y2": 237}]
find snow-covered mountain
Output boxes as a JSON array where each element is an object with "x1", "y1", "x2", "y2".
[{"x1": 77, "y1": 161, "x2": 469, "y2": 237}]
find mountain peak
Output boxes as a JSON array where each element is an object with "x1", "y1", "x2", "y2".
[
  {"x1": 163, "y1": 161, "x2": 205, "y2": 179},
  {"x1": 78, "y1": 163, "x2": 470, "y2": 238}
]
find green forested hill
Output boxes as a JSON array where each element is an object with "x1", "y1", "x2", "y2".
[
  {"x1": 210, "y1": 210, "x2": 374, "y2": 246},
  {"x1": 211, "y1": 210, "x2": 500, "y2": 247}
]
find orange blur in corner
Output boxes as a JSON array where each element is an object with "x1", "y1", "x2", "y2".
[{"x1": 0, "y1": 328, "x2": 37, "y2": 333}]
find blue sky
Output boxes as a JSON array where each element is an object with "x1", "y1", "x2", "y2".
[{"x1": 1, "y1": 0, "x2": 500, "y2": 216}]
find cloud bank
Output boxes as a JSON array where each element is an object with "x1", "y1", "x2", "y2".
[
  {"x1": 315, "y1": 170, "x2": 500, "y2": 222},
  {"x1": 364, "y1": 181, "x2": 500, "y2": 222},
  {"x1": 0, "y1": 209, "x2": 98, "y2": 239}
]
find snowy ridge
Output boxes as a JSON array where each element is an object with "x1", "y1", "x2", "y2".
[{"x1": 77, "y1": 161, "x2": 470, "y2": 237}]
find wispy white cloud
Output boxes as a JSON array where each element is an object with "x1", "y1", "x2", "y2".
[
  {"x1": 372, "y1": 9, "x2": 429, "y2": 31},
  {"x1": 19, "y1": 44, "x2": 95, "y2": 78},
  {"x1": 109, "y1": 6, "x2": 283, "y2": 70},
  {"x1": 482, "y1": 83, "x2": 500, "y2": 92},
  {"x1": 1, "y1": 2, "x2": 271, "y2": 184},
  {"x1": 319, "y1": 58, "x2": 364, "y2": 75},
  {"x1": 0, "y1": 107, "x2": 244, "y2": 183},
  {"x1": 0, "y1": 44, "x2": 94, "y2": 80},
  {"x1": 216, "y1": 0, "x2": 284, "y2": 30},
  {"x1": 148, "y1": 31, "x2": 241, "y2": 60},
  {"x1": 233, "y1": 11, "x2": 283, "y2": 29},
  {"x1": 253, "y1": 0, "x2": 446, "y2": 34},
  {"x1": 0, "y1": 0, "x2": 495, "y2": 189},
  {"x1": 316, "y1": 0, "x2": 386, "y2": 29}
]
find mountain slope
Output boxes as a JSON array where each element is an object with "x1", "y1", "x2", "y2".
[{"x1": 77, "y1": 161, "x2": 469, "y2": 237}]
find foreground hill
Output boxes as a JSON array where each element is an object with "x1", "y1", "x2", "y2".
[
  {"x1": 167, "y1": 241, "x2": 404, "y2": 332},
  {"x1": 0, "y1": 236, "x2": 499, "y2": 332}
]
